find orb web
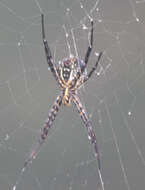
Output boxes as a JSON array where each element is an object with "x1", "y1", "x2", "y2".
[{"x1": 0, "y1": 0, "x2": 145, "y2": 190}]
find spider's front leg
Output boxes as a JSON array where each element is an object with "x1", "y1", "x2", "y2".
[
  {"x1": 41, "y1": 14, "x2": 59, "y2": 82},
  {"x1": 23, "y1": 93, "x2": 62, "y2": 169},
  {"x1": 72, "y1": 94, "x2": 101, "y2": 170},
  {"x1": 72, "y1": 94, "x2": 105, "y2": 189}
]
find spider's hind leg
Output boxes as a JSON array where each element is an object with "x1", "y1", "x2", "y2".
[
  {"x1": 84, "y1": 51, "x2": 103, "y2": 83},
  {"x1": 41, "y1": 14, "x2": 59, "y2": 82},
  {"x1": 81, "y1": 19, "x2": 94, "y2": 74}
]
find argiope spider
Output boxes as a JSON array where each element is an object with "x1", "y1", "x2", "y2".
[{"x1": 23, "y1": 14, "x2": 103, "y2": 175}]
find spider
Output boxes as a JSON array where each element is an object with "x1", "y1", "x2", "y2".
[{"x1": 23, "y1": 14, "x2": 103, "y2": 174}]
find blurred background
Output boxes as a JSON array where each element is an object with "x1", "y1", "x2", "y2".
[{"x1": 0, "y1": 0, "x2": 145, "y2": 189}]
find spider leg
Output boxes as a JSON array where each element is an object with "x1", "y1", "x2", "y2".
[
  {"x1": 23, "y1": 93, "x2": 62, "y2": 169},
  {"x1": 41, "y1": 14, "x2": 59, "y2": 82},
  {"x1": 84, "y1": 51, "x2": 103, "y2": 83},
  {"x1": 81, "y1": 20, "x2": 94, "y2": 74},
  {"x1": 72, "y1": 94, "x2": 101, "y2": 170},
  {"x1": 71, "y1": 51, "x2": 103, "y2": 92}
]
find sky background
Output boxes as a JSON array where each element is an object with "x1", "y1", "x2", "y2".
[{"x1": 0, "y1": 0, "x2": 145, "y2": 190}]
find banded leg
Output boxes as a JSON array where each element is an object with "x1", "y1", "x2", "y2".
[
  {"x1": 41, "y1": 14, "x2": 59, "y2": 82},
  {"x1": 23, "y1": 94, "x2": 62, "y2": 169},
  {"x1": 72, "y1": 94, "x2": 101, "y2": 170}
]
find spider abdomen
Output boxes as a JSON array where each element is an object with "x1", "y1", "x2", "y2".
[{"x1": 62, "y1": 66, "x2": 71, "y2": 81}]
